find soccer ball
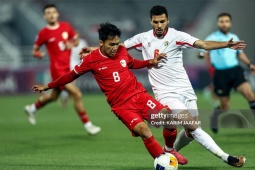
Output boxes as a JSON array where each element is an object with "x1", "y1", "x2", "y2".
[{"x1": 154, "y1": 152, "x2": 178, "y2": 170}]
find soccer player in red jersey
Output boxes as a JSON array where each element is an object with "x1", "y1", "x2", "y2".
[
  {"x1": 24, "y1": 4, "x2": 101, "y2": 135},
  {"x1": 31, "y1": 22, "x2": 172, "y2": 159}
]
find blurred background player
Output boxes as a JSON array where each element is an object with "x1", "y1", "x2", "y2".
[
  {"x1": 198, "y1": 51, "x2": 219, "y2": 107},
  {"x1": 203, "y1": 13, "x2": 255, "y2": 133},
  {"x1": 59, "y1": 33, "x2": 89, "y2": 107},
  {"x1": 24, "y1": 4, "x2": 101, "y2": 135}
]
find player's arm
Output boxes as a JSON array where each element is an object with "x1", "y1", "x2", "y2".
[
  {"x1": 128, "y1": 53, "x2": 166, "y2": 69},
  {"x1": 33, "y1": 31, "x2": 46, "y2": 58},
  {"x1": 238, "y1": 52, "x2": 255, "y2": 73},
  {"x1": 193, "y1": 38, "x2": 246, "y2": 51},
  {"x1": 32, "y1": 70, "x2": 80, "y2": 93},
  {"x1": 32, "y1": 44, "x2": 45, "y2": 59}
]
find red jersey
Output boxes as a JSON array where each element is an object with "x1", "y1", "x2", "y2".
[
  {"x1": 74, "y1": 46, "x2": 147, "y2": 107},
  {"x1": 35, "y1": 22, "x2": 76, "y2": 79}
]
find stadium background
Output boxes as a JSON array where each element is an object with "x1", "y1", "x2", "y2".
[
  {"x1": 0, "y1": 0, "x2": 255, "y2": 170},
  {"x1": 1, "y1": 0, "x2": 255, "y2": 94}
]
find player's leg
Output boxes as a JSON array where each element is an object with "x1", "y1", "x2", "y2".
[
  {"x1": 162, "y1": 128, "x2": 177, "y2": 152},
  {"x1": 174, "y1": 100, "x2": 199, "y2": 152},
  {"x1": 210, "y1": 96, "x2": 230, "y2": 133},
  {"x1": 176, "y1": 110, "x2": 245, "y2": 167},
  {"x1": 113, "y1": 106, "x2": 164, "y2": 159},
  {"x1": 236, "y1": 82, "x2": 255, "y2": 111},
  {"x1": 132, "y1": 122, "x2": 164, "y2": 158},
  {"x1": 64, "y1": 83, "x2": 101, "y2": 135},
  {"x1": 210, "y1": 69, "x2": 232, "y2": 133},
  {"x1": 139, "y1": 93, "x2": 188, "y2": 164},
  {"x1": 24, "y1": 88, "x2": 61, "y2": 125}
]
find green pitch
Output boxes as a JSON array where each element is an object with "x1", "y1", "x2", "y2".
[{"x1": 0, "y1": 92, "x2": 254, "y2": 170}]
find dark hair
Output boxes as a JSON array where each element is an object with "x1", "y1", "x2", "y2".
[
  {"x1": 98, "y1": 23, "x2": 121, "y2": 41},
  {"x1": 150, "y1": 5, "x2": 168, "y2": 18},
  {"x1": 43, "y1": 4, "x2": 57, "y2": 13},
  {"x1": 217, "y1": 12, "x2": 232, "y2": 21}
]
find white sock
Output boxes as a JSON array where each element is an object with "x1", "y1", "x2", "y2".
[
  {"x1": 84, "y1": 121, "x2": 92, "y2": 129},
  {"x1": 174, "y1": 129, "x2": 193, "y2": 151},
  {"x1": 30, "y1": 104, "x2": 37, "y2": 113},
  {"x1": 190, "y1": 127, "x2": 229, "y2": 162},
  {"x1": 164, "y1": 145, "x2": 173, "y2": 151}
]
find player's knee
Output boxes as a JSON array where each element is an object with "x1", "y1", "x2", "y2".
[
  {"x1": 185, "y1": 124, "x2": 199, "y2": 135},
  {"x1": 245, "y1": 91, "x2": 255, "y2": 101},
  {"x1": 133, "y1": 123, "x2": 152, "y2": 139}
]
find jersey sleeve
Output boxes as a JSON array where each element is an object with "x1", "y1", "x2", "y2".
[
  {"x1": 73, "y1": 55, "x2": 91, "y2": 75},
  {"x1": 34, "y1": 30, "x2": 45, "y2": 47},
  {"x1": 66, "y1": 23, "x2": 77, "y2": 40},
  {"x1": 124, "y1": 33, "x2": 144, "y2": 49},
  {"x1": 175, "y1": 31, "x2": 199, "y2": 49}
]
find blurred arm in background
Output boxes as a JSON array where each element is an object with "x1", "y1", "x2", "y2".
[
  {"x1": 32, "y1": 45, "x2": 45, "y2": 59},
  {"x1": 238, "y1": 52, "x2": 255, "y2": 73}
]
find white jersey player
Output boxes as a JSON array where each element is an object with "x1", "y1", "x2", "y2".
[
  {"x1": 123, "y1": 5, "x2": 246, "y2": 167},
  {"x1": 125, "y1": 28, "x2": 198, "y2": 116}
]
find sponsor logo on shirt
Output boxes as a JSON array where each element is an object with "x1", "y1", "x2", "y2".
[
  {"x1": 98, "y1": 66, "x2": 107, "y2": 70},
  {"x1": 164, "y1": 41, "x2": 169, "y2": 47},
  {"x1": 120, "y1": 60, "x2": 127, "y2": 67},
  {"x1": 48, "y1": 37, "x2": 56, "y2": 42}
]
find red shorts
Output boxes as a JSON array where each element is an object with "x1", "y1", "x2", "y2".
[
  {"x1": 50, "y1": 68, "x2": 70, "y2": 90},
  {"x1": 112, "y1": 92, "x2": 167, "y2": 137}
]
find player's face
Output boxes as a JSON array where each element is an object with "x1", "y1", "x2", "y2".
[
  {"x1": 150, "y1": 14, "x2": 169, "y2": 38},
  {"x1": 217, "y1": 16, "x2": 232, "y2": 33},
  {"x1": 44, "y1": 7, "x2": 59, "y2": 25},
  {"x1": 99, "y1": 36, "x2": 120, "y2": 57}
]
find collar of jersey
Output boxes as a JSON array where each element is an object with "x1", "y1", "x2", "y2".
[
  {"x1": 216, "y1": 30, "x2": 230, "y2": 36},
  {"x1": 153, "y1": 27, "x2": 169, "y2": 38},
  {"x1": 46, "y1": 23, "x2": 60, "y2": 30},
  {"x1": 99, "y1": 49, "x2": 109, "y2": 58}
]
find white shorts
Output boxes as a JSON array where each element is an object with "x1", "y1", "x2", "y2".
[{"x1": 158, "y1": 91, "x2": 199, "y2": 117}]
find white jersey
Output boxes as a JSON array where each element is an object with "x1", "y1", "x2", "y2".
[
  {"x1": 70, "y1": 38, "x2": 88, "y2": 70},
  {"x1": 124, "y1": 28, "x2": 198, "y2": 101}
]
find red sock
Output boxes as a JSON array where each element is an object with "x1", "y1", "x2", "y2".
[
  {"x1": 35, "y1": 100, "x2": 45, "y2": 110},
  {"x1": 143, "y1": 136, "x2": 163, "y2": 158},
  {"x1": 163, "y1": 128, "x2": 177, "y2": 148},
  {"x1": 78, "y1": 111, "x2": 90, "y2": 123}
]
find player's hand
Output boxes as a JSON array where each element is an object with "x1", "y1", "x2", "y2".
[
  {"x1": 32, "y1": 85, "x2": 49, "y2": 93},
  {"x1": 34, "y1": 51, "x2": 45, "y2": 59},
  {"x1": 149, "y1": 53, "x2": 167, "y2": 65},
  {"x1": 79, "y1": 47, "x2": 91, "y2": 59},
  {"x1": 249, "y1": 64, "x2": 255, "y2": 74},
  {"x1": 64, "y1": 41, "x2": 74, "y2": 50},
  {"x1": 227, "y1": 38, "x2": 246, "y2": 50}
]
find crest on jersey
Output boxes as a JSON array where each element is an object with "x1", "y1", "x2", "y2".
[
  {"x1": 62, "y1": 32, "x2": 69, "y2": 40},
  {"x1": 120, "y1": 60, "x2": 127, "y2": 67},
  {"x1": 164, "y1": 41, "x2": 169, "y2": 47}
]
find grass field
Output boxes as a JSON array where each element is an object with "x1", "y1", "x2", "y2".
[{"x1": 0, "y1": 92, "x2": 254, "y2": 170}]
